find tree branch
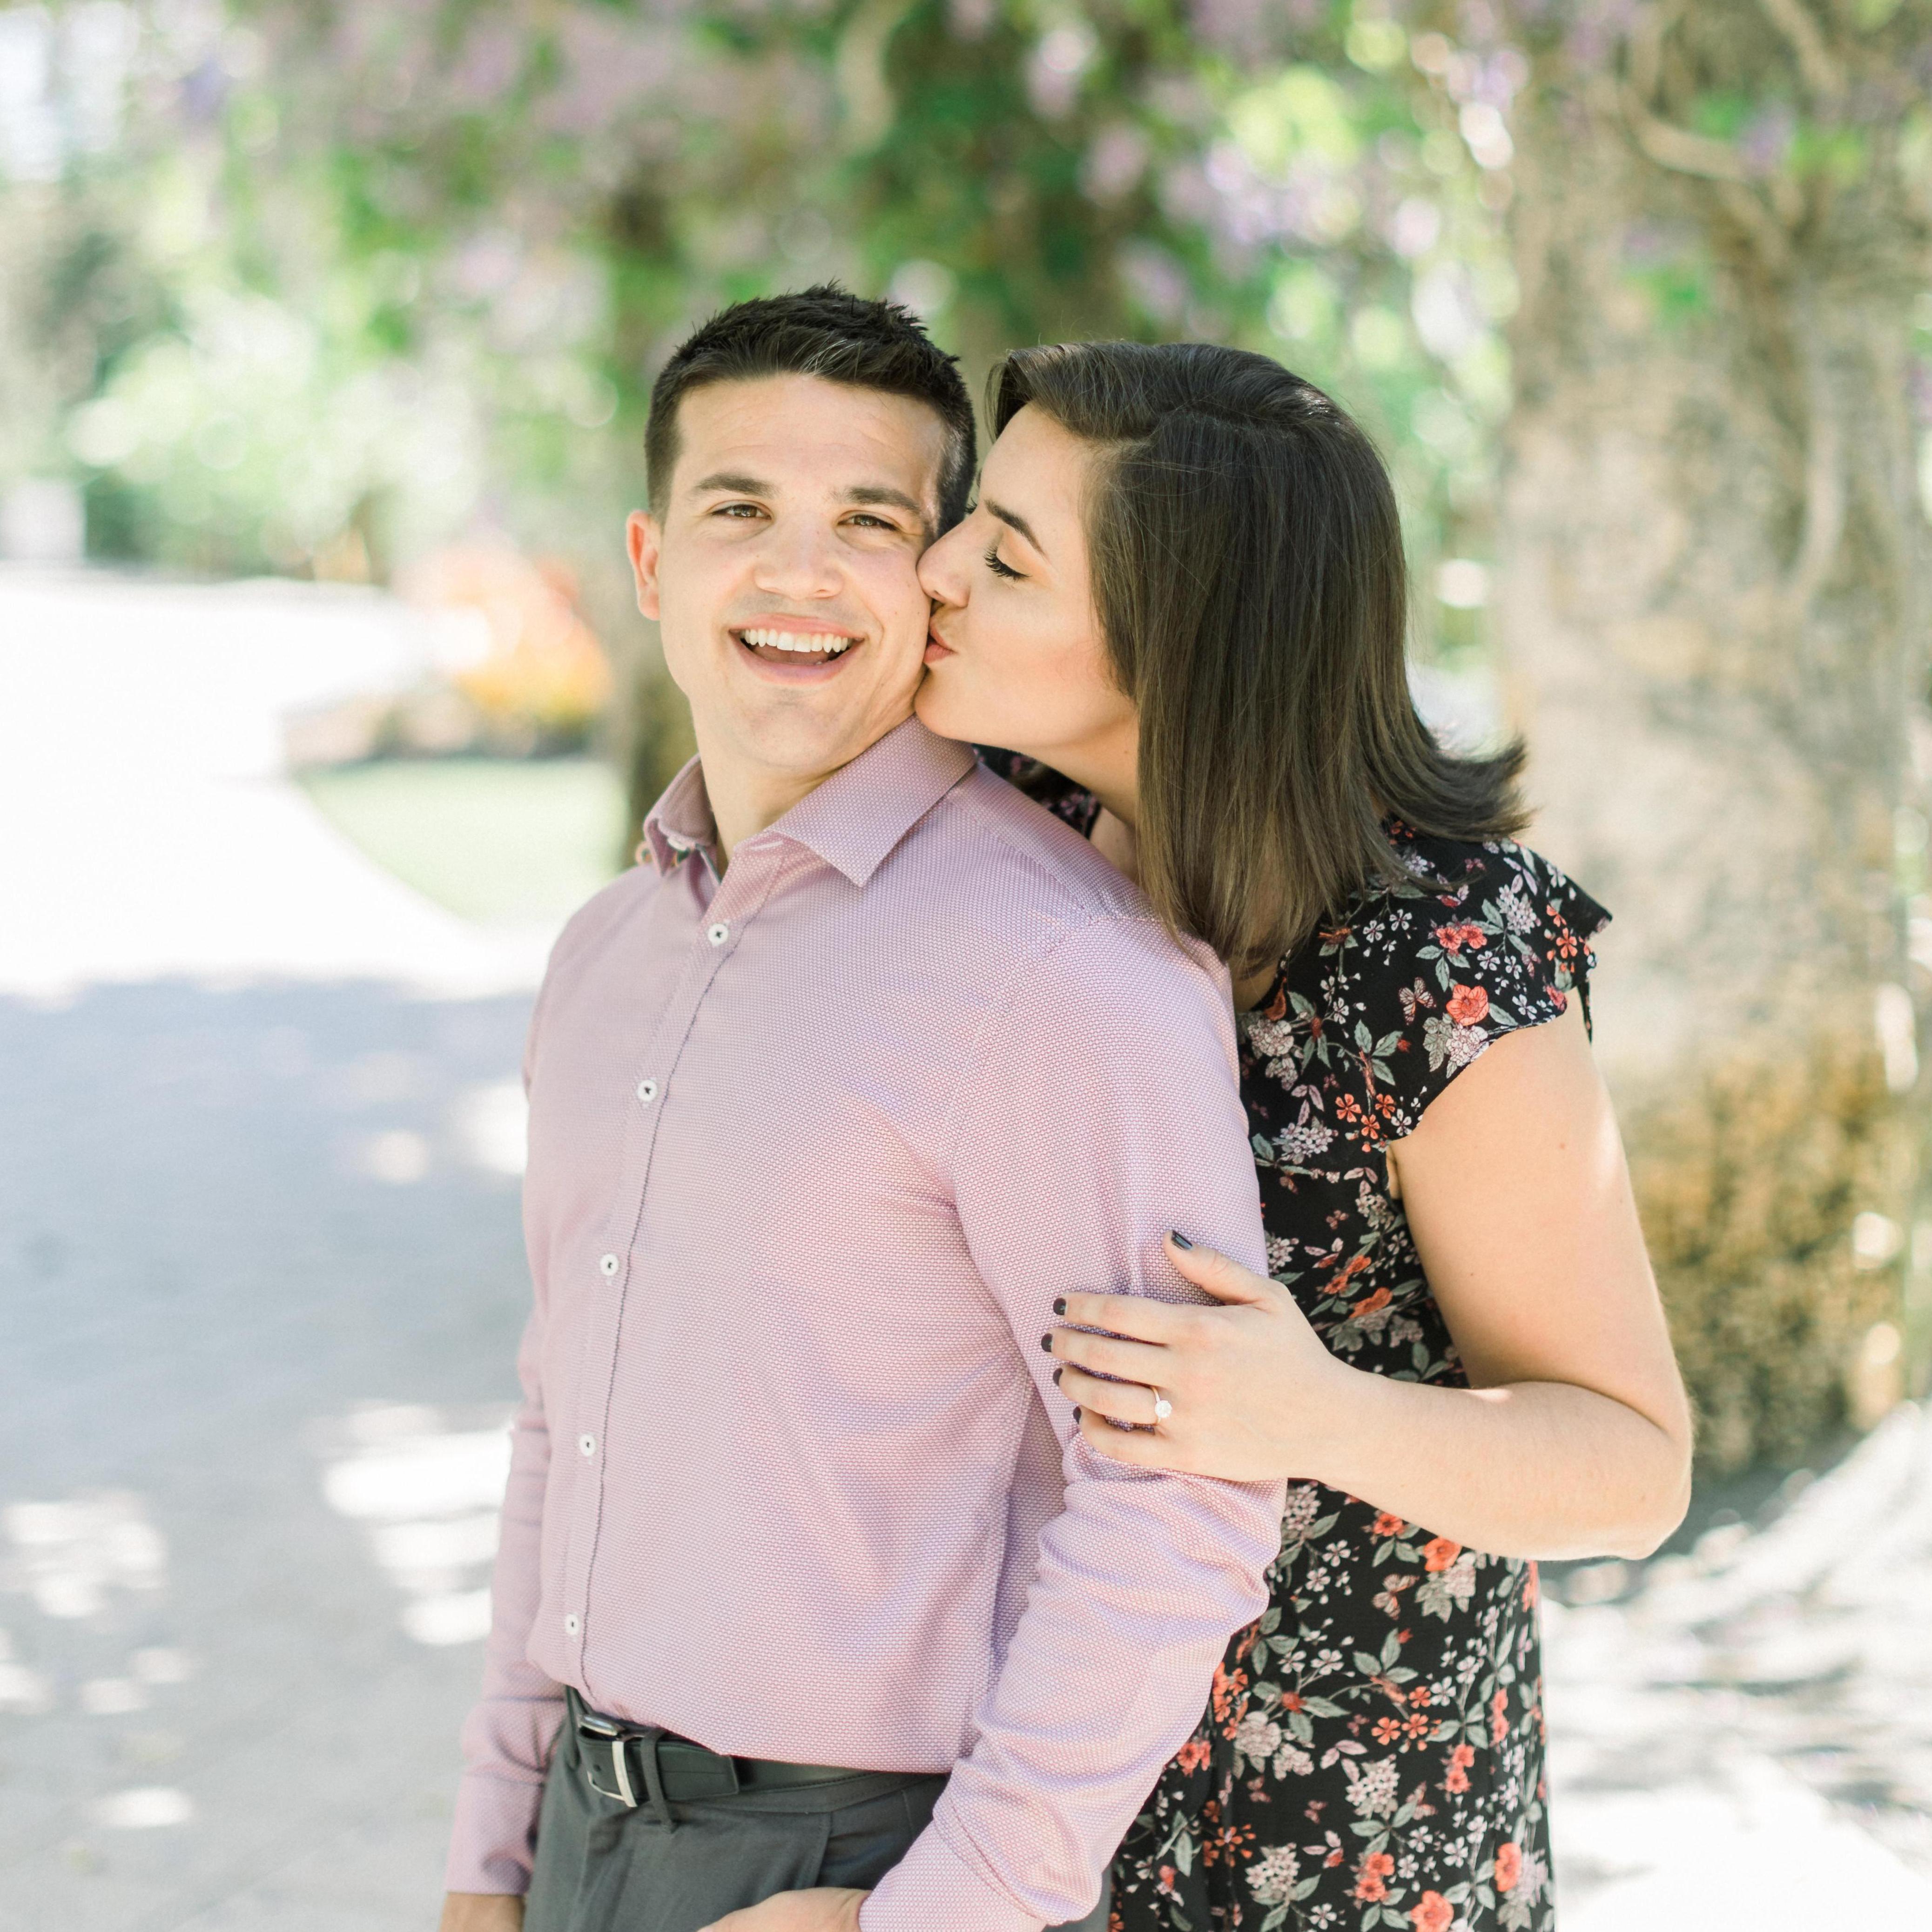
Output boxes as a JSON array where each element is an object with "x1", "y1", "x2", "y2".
[
  {"x1": 1621, "y1": 90, "x2": 1751, "y2": 181},
  {"x1": 1785, "y1": 331, "x2": 1847, "y2": 620},
  {"x1": 1755, "y1": 0, "x2": 1844, "y2": 105}
]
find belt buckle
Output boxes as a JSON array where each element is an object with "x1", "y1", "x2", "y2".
[{"x1": 580, "y1": 1712, "x2": 643, "y2": 1809}]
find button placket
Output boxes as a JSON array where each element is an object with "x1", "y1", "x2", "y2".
[{"x1": 562, "y1": 845, "x2": 790, "y2": 1642}]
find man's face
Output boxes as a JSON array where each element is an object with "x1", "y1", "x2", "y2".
[{"x1": 628, "y1": 373, "x2": 946, "y2": 791}]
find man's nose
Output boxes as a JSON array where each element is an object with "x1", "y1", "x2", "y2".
[{"x1": 750, "y1": 520, "x2": 842, "y2": 600}]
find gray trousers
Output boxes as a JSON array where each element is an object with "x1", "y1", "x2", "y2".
[{"x1": 525, "y1": 1713, "x2": 1111, "y2": 1932}]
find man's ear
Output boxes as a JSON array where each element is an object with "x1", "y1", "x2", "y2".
[{"x1": 627, "y1": 509, "x2": 664, "y2": 622}]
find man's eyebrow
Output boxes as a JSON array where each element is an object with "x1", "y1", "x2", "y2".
[
  {"x1": 688, "y1": 471, "x2": 771, "y2": 496},
  {"x1": 984, "y1": 498, "x2": 1044, "y2": 554},
  {"x1": 843, "y1": 484, "x2": 936, "y2": 543},
  {"x1": 843, "y1": 484, "x2": 927, "y2": 520}
]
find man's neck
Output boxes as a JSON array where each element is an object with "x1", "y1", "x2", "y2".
[{"x1": 694, "y1": 722, "x2": 894, "y2": 866}]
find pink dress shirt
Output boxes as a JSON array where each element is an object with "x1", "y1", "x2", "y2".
[{"x1": 447, "y1": 718, "x2": 1283, "y2": 1929}]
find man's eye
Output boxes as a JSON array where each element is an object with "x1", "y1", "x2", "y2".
[
  {"x1": 715, "y1": 503, "x2": 764, "y2": 519},
  {"x1": 848, "y1": 513, "x2": 894, "y2": 530}
]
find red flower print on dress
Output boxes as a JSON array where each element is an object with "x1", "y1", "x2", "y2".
[
  {"x1": 1444, "y1": 1742, "x2": 1475, "y2": 1794},
  {"x1": 1353, "y1": 1851, "x2": 1395, "y2": 1902},
  {"x1": 1211, "y1": 1660, "x2": 1250, "y2": 1726},
  {"x1": 1409, "y1": 1892, "x2": 1454, "y2": 1932},
  {"x1": 1446, "y1": 983, "x2": 1489, "y2": 1026},
  {"x1": 1433, "y1": 923, "x2": 1487, "y2": 955},
  {"x1": 1491, "y1": 1687, "x2": 1510, "y2": 1744},
  {"x1": 1495, "y1": 1842, "x2": 1523, "y2": 1893},
  {"x1": 1373, "y1": 1511, "x2": 1408, "y2": 1539},
  {"x1": 1422, "y1": 1536, "x2": 1462, "y2": 1573},
  {"x1": 1175, "y1": 1737, "x2": 1210, "y2": 1774},
  {"x1": 1323, "y1": 1251, "x2": 1373, "y2": 1292}
]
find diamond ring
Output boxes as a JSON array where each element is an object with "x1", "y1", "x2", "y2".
[{"x1": 1151, "y1": 1388, "x2": 1173, "y2": 1423}]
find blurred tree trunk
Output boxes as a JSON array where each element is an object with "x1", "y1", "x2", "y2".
[{"x1": 1494, "y1": 0, "x2": 1932, "y2": 1466}]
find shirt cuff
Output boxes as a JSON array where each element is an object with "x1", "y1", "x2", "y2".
[
  {"x1": 861, "y1": 1823, "x2": 1060, "y2": 1932},
  {"x1": 444, "y1": 1770, "x2": 546, "y2": 1896}
]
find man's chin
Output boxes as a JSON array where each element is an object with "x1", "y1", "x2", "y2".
[{"x1": 729, "y1": 694, "x2": 918, "y2": 776}]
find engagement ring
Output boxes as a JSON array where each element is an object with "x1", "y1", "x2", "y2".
[{"x1": 1151, "y1": 1389, "x2": 1173, "y2": 1422}]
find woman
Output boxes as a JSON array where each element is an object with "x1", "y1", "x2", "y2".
[{"x1": 916, "y1": 343, "x2": 1691, "y2": 1932}]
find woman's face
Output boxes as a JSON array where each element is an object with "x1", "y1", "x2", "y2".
[{"x1": 915, "y1": 404, "x2": 1139, "y2": 805}]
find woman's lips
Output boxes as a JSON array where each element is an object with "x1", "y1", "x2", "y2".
[{"x1": 923, "y1": 630, "x2": 956, "y2": 665}]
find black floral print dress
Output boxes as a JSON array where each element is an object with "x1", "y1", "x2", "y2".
[{"x1": 981, "y1": 756, "x2": 1609, "y2": 1932}]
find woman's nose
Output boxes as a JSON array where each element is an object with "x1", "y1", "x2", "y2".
[{"x1": 918, "y1": 522, "x2": 970, "y2": 608}]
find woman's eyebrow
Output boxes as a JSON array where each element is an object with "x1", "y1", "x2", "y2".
[{"x1": 983, "y1": 498, "x2": 1044, "y2": 555}]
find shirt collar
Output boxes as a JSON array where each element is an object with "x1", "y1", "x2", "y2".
[
  {"x1": 640, "y1": 718, "x2": 976, "y2": 887},
  {"x1": 641, "y1": 755, "x2": 719, "y2": 875}
]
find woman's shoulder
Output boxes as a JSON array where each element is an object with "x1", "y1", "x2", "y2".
[
  {"x1": 1375, "y1": 822, "x2": 1610, "y2": 950},
  {"x1": 1260, "y1": 823, "x2": 1610, "y2": 1108}
]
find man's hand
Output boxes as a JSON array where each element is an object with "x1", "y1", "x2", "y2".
[
  {"x1": 701, "y1": 1888, "x2": 868, "y2": 1932},
  {"x1": 438, "y1": 1894, "x2": 524, "y2": 1932}
]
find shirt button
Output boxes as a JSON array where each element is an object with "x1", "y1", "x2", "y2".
[
  {"x1": 578, "y1": 1433, "x2": 596, "y2": 1457},
  {"x1": 599, "y1": 1253, "x2": 619, "y2": 1278},
  {"x1": 707, "y1": 922, "x2": 730, "y2": 946},
  {"x1": 564, "y1": 1613, "x2": 580, "y2": 1636},
  {"x1": 636, "y1": 1079, "x2": 658, "y2": 1104}
]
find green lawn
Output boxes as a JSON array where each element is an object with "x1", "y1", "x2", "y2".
[{"x1": 300, "y1": 757, "x2": 628, "y2": 925}]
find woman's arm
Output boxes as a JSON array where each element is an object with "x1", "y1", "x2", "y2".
[{"x1": 1045, "y1": 1002, "x2": 1693, "y2": 1561}]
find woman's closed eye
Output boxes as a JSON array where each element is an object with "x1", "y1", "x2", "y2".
[{"x1": 983, "y1": 543, "x2": 1023, "y2": 581}]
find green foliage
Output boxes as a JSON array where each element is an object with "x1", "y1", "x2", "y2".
[{"x1": 2, "y1": 0, "x2": 1521, "y2": 671}]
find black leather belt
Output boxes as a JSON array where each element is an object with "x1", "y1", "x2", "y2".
[{"x1": 567, "y1": 1688, "x2": 874, "y2": 1828}]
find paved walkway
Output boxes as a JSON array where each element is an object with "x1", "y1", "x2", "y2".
[{"x1": 0, "y1": 568, "x2": 1926, "y2": 1930}]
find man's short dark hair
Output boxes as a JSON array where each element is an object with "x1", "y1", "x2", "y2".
[{"x1": 644, "y1": 284, "x2": 976, "y2": 532}]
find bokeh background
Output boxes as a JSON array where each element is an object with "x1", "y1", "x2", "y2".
[{"x1": 3, "y1": 2, "x2": 1932, "y2": 1928}]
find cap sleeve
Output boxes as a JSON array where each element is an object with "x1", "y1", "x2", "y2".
[{"x1": 1377, "y1": 835, "x2": 1611, "y2": 1124}]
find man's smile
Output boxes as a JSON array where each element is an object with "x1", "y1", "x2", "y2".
[{"x1": 730, "y1": 617, "x2": 865, "y2": 676}]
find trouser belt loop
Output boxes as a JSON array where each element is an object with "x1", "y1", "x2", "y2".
[{"x1": 632, "y1": 1723, "x2": 677, "y2": 1832}]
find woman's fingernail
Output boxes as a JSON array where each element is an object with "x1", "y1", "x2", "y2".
[
  {"x1": 1040, "y1": 1332, "x2": 1054, "y2": 1351},
  {"x1": 1170, "y1": 1229, "x2": 1195, "y2": 1250},
  {"x1": 1072, "y1": 1407, "x2": 1082, "y2": 1422},
  {"x1": 1052, "y1": 1296, "x2": 1066, "y2": 1316},
  {"x1": 1052, "y1": 1366, "x2": 1063, "y2": 1385}
]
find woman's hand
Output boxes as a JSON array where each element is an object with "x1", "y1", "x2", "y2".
[
  {"x1": 1049, "y1": 1007, "x2": 1693, "y2": 1561},
  {"x1": 1046, "y1": 1234, "x2": 1353, "y2": 1484}
]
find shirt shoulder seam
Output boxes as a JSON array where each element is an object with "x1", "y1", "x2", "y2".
[{"x1": 941, "y1": 775, "x2": 1153, "y2": 927}]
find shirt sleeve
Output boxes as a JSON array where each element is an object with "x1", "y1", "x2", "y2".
[
  {"x1": 862, "y1": 916, "x2": 1285, "y2": 1932},
  {"x1": 444, "y1": 984, "x2": 568, "y2": 1893}
]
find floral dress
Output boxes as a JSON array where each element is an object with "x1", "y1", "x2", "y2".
[{"x1": 980, "y1": 757, "x2": 1609, "y2": 1932}]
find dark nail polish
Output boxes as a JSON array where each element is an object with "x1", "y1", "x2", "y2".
[
  {"x1": 1170, "y1": 1229, "x2": 1195, "y2": 1250},
  {"x1": 1040, "y1": 1332, "x2": 1054, "y2": 1352},
  {"x1": 1052, "y1": 1296, "x2": 1066, "y2": 1316},
  {"x1": 1072, "y1": 1407, "x2": 1082, "y2": 1422},
  {"x1": 1052, "y1": 1366, "x2": 1063, "y2": 1386}
]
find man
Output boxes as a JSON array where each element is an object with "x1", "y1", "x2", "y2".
[{"x1": 439, "y1": 288, "x2": 1281, "y2": 1932}]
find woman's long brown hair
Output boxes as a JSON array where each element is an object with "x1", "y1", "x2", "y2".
[{"x1": 991, "y1": 341, "x2": 1527, "y2": 976}]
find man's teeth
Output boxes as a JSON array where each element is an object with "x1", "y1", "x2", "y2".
[{"x1": 740, "y1": 627, "x2": 855, "y2": 656}]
